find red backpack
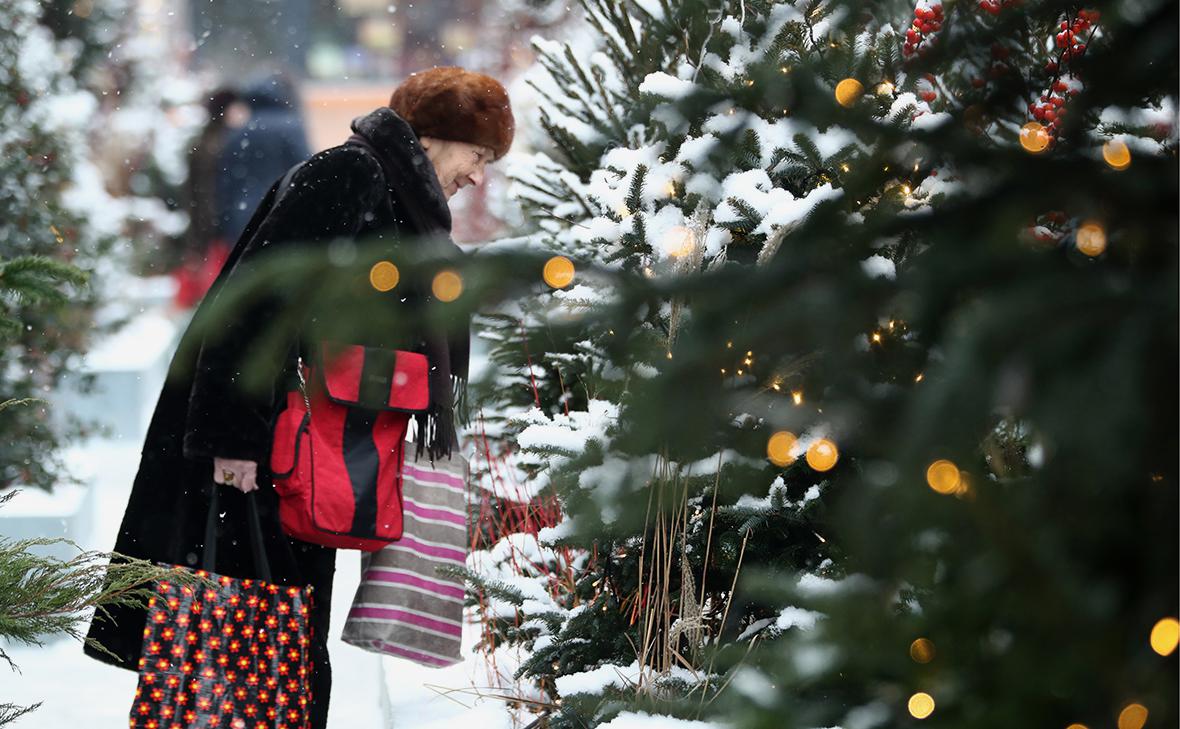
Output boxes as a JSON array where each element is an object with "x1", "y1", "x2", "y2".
[{"x1": 269, "y1": 342, "x2": 430, "y2": 551}]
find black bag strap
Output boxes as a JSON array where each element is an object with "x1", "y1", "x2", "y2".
[{"x1": 202, "y1": 485, "x2": 274, "y2": 583}]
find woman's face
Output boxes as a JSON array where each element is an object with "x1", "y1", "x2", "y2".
[{"x1": 419, "y1": 137, "x2": 495, "y2": 199}]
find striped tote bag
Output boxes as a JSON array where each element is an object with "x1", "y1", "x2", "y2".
[{"x1": 341, "y1": 445, "x2": 468, "y2": 667}]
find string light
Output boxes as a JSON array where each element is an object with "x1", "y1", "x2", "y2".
[
  {"x1": 926, "y1": 459, "x2": 961, "y2": 495},
  {"x1": 806, "y1": 439, "x2": 839, "y2": 471},
  {"x1": 368, "y1": 261, "x2": 400, "y2": 292},
  {"x1": 792, "y1": 390, "x2": 803, "y2": 406},
  {"x1": 1117, "y1": 704, "x2": 1148, "y2": 729},
  {"x1": 840, "y1": 163, "x2": 850, "y2": 172},
  {"x1": 1076, "y1": 221, "x2": 1107, "y2": 257},
  {"x1": 1102, "y1": 139, "x2": 1132, "y2": 170},
  {"x1": 908, "y1": 692, "x2": 935, "y2": 719},
  {"x1": 954, "y1": 471, "x2": 974, "y2": 498},
  {"x1": 1150, "y1": 617, "x2": 1179, "y2": 656},
  {"x1": 871, "y1": 332, "x2": 883, "y2": 344},
  {"x1": 1019, "y1": 122, "x2": 1051, "y2": 153},
  {"x1": 543, "y1": 256, "x2": 576, "y2": 289},
  {"x1": 431, "y1": 270, "x2": 463, "y2": 302},
  {"x1": 835, "y1": 78, "x2": 864, "y2": 107},
  {"x1": 909, "y1": 638, "x2": 936, "y2": 663},
  {"x1": 915, "y1": 373, "x2": 925, "y2": 382},
  {"x1": 767, "y1": 431, "x2": 798, "y2": 467},
  {"x1": 876, "y1": 81, "x2": 895, "y2": 96},
  {"x1": 661, "y1": 226, "x2": 696, "y2": 258}
]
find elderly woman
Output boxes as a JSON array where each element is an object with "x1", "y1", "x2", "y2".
[{"x1": 86, "y1": 67, "x2": 513, "y2": 728}]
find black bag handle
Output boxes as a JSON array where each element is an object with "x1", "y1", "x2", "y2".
[{"x1": 202, "y1": 485, "x2": 274, "y2": 583}]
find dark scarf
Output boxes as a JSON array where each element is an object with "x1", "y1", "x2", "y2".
[{"x1": 346, "y1": 108, "x2": 470, "y2": 462}]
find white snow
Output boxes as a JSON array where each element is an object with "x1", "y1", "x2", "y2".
[
  {"x1": 754, "y1": 183, "x2": 842, "y2": 236},
  {"x1": 860, "y1": 255, "x2": 896, "y2": 279},
  {"x1": 598, "y1": 711, "x2": 726, "y2": 729},
  {"x1": 776, "y1": 606, "x2": 823, "y2": 631},
  {"x1": 555, "y1": 661, "x2": 642, "y2": 696},
  {"x1": 639, "y1": 72, "x2": 698, "y2": 100}
]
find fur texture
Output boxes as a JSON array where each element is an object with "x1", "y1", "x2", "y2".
[{"x1": 389, "y1": 66, "x2": 514, "y2": 159}]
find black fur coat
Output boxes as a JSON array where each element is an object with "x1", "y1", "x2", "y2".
[{"x1": 84, "y1": 108, "x2": 461, "y2": 669}]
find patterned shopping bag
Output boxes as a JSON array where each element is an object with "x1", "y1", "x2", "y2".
[
  {"x1": 341, "y1": 445, "x2": 468, "y2": 667},
  {"x1": 129, "y1": 489, "x2": 314, "y2": 729}
]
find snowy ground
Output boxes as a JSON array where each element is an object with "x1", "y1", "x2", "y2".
[{"x1": 1, "y1": 306, "x2": 519, "y2": 729}]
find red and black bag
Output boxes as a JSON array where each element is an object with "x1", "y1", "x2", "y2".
[
  {"x1": 130, "y1": 488, "x2": 314, "y2": 729},
  {"x1": 269, "y1": 342, "x2": 430, "y2": 551}
]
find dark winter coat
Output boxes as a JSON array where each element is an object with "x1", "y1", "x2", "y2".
[
  {"x1": 215, "y1": 75, "x2": 310, "y2": 243},
  {"x1": 84, "y1": 107, "x2": 464, "y2": 670}
]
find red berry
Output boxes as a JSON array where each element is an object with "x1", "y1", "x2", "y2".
[
  {"x1": 971, "y1": 77, "x2": 985, "y2": 88},
  {"x1": 1044, "y1": 109, "x2": 1057, "y2": 122},
  {"x1": 920, "y1": 90, "x2": 936, "y2": 102},
  {"x1": 907, "y1": 29, "x2": 919, "y2": 42}
]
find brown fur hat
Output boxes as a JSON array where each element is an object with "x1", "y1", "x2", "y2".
[{"x1": 390, "y1": 67, "x2": 515, "y2": 160}]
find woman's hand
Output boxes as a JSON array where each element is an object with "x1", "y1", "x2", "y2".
[{"x1": 213, "y1": 457, "x2": 259, "y2": 493}]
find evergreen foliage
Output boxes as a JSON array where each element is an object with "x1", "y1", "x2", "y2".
[
  {"x1": 0, "y1": 0, "x2": 119, "y2": 490},
  {"x1": 465, "y1": 0, "x2": 1178, "y2": 727}
]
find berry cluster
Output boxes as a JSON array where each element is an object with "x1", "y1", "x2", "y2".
[
  {"x1": 916, "y1": 75, "x2": 937, "y2": 103},
  {"x1": 1028, "y1": 10, "x2": 1098, "y2": 138},
  {"x1": 902, "y1": 1, "x2": 943, "y2": 58},
  {"x1": 977, "y1": 0, "x2": 1020, "y2": 16},
  {"x1": 1025, "y1": 210, "x2": 1067, "y2": 245},
  {"x1": 1054, "y1": 10, "x2": 1098, "y2": 62},
  {"x1": 1028, "y1": 75, "x2": 1083, "y2": 132}
]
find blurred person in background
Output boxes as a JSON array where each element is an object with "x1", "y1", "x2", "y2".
[
  {"x1": 216, "y1": 71, "x2": 311, "y2": 245},
  {"x1": 173, "y1": 87, "x2": 245, "y2": 309}
]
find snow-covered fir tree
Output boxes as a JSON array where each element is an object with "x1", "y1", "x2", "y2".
[
  {"x1": 467, "y1": 0, "x2": 1177, "y2": 727},
  {"x1": 0, "y1": 0, "x2": 189, "y2": 491},
  {"x1": 0, "y1": 0, "x2": 110, "y2": 490}
]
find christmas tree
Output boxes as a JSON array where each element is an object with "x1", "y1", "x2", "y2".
[
  {"x1": 462, "y1": 0, "x2": 1178, "y2": 727},
  {"x1": 0, "y1": 0, "x2": 188, "y2": 490},
  {"x1": 0, "y1": 0, "x2": 113, "y2": 490}
]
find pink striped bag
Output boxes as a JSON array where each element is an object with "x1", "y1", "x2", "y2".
[{"x1": 341, "y1": 445, "x2": 468, "y2": 667}]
